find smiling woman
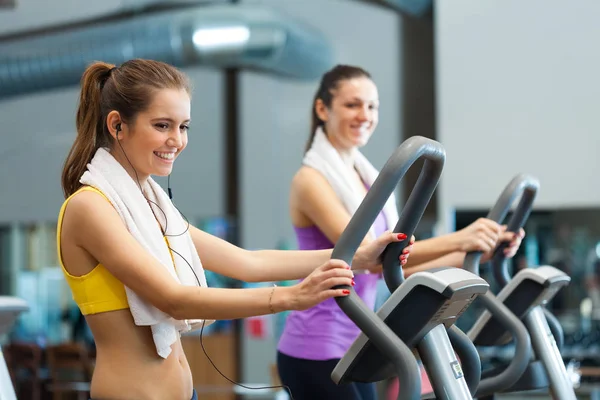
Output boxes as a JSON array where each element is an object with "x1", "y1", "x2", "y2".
[
  {"x1": 275, "y1": 64, "x2": 526, "y2": 400},
  {"x1": 277, "y1": 65, "x2": 394, "y2": 400},
  {"x1": 61, "y1": 60, "x2": 193, "y2": 197},
  {"x1": 304, "y1": 65, "x2": 378, "y2": 153},
  {"x1": 55, "y1": 59, "x2": 413, "y2": 400},
  {"x1": 106, "y1": 88, "x2": 191, "y2": 180}
]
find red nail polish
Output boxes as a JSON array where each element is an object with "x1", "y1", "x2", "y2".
[
  {"x1": 343, "y1": 290, "x2": 350, "y2": 294},
  {"x1": 397, "y1": 233, "x2": 407, "y2": 240},
  {"x1": 351, "y1": 280, "x2": 355, "y2": 286}
]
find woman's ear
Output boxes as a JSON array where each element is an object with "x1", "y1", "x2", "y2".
[
  {"x1": 106, "y1": 110, "x2": 122, "y2": 140},
  {"x1": 314, "y1": 98, "x2": 329, "y2": 124}
]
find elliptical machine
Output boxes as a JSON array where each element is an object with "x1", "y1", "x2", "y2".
[
  {"x1": 466, "y1": 174, "x2": 577, "y2": 399},
  {"x1": 0, "y1": 296, "x2": 29, "y2": 400},
  {"x1": 328, "y1": 137, "x2": 532, "y2": 399}
]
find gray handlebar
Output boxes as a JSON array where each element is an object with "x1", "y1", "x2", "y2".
[
  {"x1": 332, "y1": 136, "x2": 445, "y2": 400},
  {"x1": 475, "y1": 292, "x2": 533, "y2": 397},
  {"x1": 463, "y1": 173, "x2": 539, "y2": 280},
  {"x1": 461, "y1": 174, "x2": 538, "y2": 395},
  {"x1": 490, "y1": 174, "x2": 539, "y2": 286},
  {"x1": 380, "y1": 138, "x2": 445, "y2": 292}
]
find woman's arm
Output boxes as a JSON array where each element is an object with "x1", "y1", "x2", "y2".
[
  {"x1": 188, "y1": 225, "x2": 332, "y2": 282},
  {"x1": 188, "y1": 225, "x2": 408, "y2": 282},
  {"x1": 290, "y1": 167, "x2": 369, "y2": 246},
  {"x1": 404, "y1": 218, "x2": 503, "y2": 268},
  {"x1": 288, "y1": 167, "x2": 410, "y2": 273},
  {"x1": 63, "y1": 191, "x2": 353, "y2": 321},
  {"x1": 404, "y1": 228, "x2": 526, "y2": 276},
  {"x1": 170, "y1": 259, "x2": 354, "y2": 320},
  {"x1": 402, "y1": 235, "x2": 462, "y2": 267}
]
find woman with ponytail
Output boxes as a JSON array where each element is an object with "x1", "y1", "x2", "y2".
[
  {"x1": 57, "y1": 59, "x2": 413, "y2": 400},
  {"x1": 276, "y1": 64, "x2": 526, "y2": 399}
]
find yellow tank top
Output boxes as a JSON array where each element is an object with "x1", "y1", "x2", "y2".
[{"x1": 57, "y1": 186, "x2": 175, "y2": 315}]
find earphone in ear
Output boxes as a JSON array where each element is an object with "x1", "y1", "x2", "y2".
[{"x1": 116, "y1": 123, "x2": 121, "y2": 137}]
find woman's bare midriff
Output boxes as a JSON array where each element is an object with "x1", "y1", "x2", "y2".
[
  {"x1": 60, "y1": 194, "x2": 194, "y2": 399},
  {"x1": 86, "y1": 310, "x2": 193, "y2": 400}
]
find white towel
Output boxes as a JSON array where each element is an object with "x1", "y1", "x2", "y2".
[
  {"x1": 80, "y1": 147, "x2": 211, "y2": 359},
  {"x1": 303, "y1": 127, "x2": 399, "y2": 242}
]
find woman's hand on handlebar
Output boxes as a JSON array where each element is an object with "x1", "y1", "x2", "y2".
[
  {"x1": 454, "y1": 218, "x2": 503, "y2": 254},
  {"x1": 283, "y1": 230, "x2": 417, "y2": 309},
  {"x1": 453, "y1": 218, "x2": 525, "y2": 262},
  {"x1": 497, "y1": 226, "x2": 525, "y2": 258},
  {"x1": 286, "y1": 260, "x2": 355, "y2": 310},
  {"x1": 353, "y1": 231, "x2": 415, "y2": 274}
]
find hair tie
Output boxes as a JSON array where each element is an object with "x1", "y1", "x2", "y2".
[{"x1": 101, "y1": 67, "x2": 117, "y2": 89}]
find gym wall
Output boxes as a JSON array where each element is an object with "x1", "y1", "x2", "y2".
[{"x1": 435, "y1": 0, "x2": 600, "y2": 233}]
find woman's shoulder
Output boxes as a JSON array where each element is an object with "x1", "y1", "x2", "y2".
[
  {"x1": 60, "y1": 186, "x2": 112, "y2": 224},
  {"x1": 291, "y1": 166, "x2": 329, "y2": 190}
]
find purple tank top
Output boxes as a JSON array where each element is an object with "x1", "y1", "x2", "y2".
[{"x1": 277, "y1": 203, "x2": 388, "y2": 361}]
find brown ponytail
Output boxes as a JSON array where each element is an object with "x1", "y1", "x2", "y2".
[
  {"x1": 305, "y1": 65, "x2": 372, "y2": 153},
  {"x1": 61, "y1": 59, "x2": 191, "y2": 198},
  {"x1": 61, "y1": 62, "x2": 114, "y2": 197}
]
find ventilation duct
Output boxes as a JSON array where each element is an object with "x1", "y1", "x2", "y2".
[
  {"x1": 367, "y1": 0, "x2": 432, "y2": 17},
  {"x1": 0, "y1": 4, "x2": 334, "y2": 99}
]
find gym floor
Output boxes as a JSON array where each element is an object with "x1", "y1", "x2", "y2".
[{"x1": 496, "y1": 385, "x2": 600, "y2": 400}]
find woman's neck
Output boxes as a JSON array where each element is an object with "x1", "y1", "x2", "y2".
[
  {"x1": 109, "y1": 147, "x2": 149, "y2": 189},
  {"x1": 325, "y1": 133, "x2": 357, "y2": 170}
]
